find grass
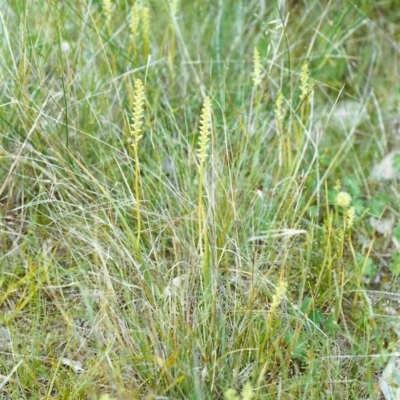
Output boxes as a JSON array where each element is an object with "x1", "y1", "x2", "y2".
[{"x1": 1, "y1": 0, "x2": 400, "y2": 398}]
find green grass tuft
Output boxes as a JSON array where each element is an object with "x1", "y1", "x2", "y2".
[{"x1": 0, "y1": 1, "x2": 399, "y2": 399}]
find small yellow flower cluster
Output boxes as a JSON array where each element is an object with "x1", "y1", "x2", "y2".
[
  {"x1": 271, "y1": 280, "x2": 288, "y2": 311},
  {"x1": 336, "y1": 191, "x2": 352, "y2": 208},
  {"x1": 224, "y1": 388, "x2": 238, "y2": 400},
  {"x1": 99, "y1": 395, "x2": 116, "y2": 400},
  {"x1": 224, "y1": 382, "x2": 254, "y2": 400}
]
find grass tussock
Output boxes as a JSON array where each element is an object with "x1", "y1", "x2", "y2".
[{"x1": 1, "y1": 1, "x2": 400, "y2": 399}]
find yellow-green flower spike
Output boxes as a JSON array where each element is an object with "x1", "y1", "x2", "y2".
[
  {"x1": 130, "y1": 4, "x2": 140, "y2": 42},
  {"x1": 170, "y1": 0, "x2": 180, "y2": 19},
  {"x1": 141, "y1": 6, "x2": 151, "y2": 56},
  {"x1": 102, "y1": 0, "x2": 113, "y2": 26},
  {"x1": 130, "y1": 79, "x2": 145, "y2": 147},
  {"x1": 241, "y1": 381, "x2": 254, "y2": 400},
  {"x1": 300, "y1": 62, "x2": 310, "y2": 101},
  {"x1": 275, "y1": 92, "x2": 284, "y2": 125},
  {"x1": 347, "y1": 206, "x2": 355, "y2": 228},
  {"x1": 253, "y1": 47, "x2": 262, "y2": 87},
  {"x1": 271, "y1": 280, "x2": 288, "y2": 311},
  {"x1": 224, "y1": 388, "x2": 239, "y2": 400},
  {"x1": 197, "y1": 96, "x2": 212, "y2": 168}
]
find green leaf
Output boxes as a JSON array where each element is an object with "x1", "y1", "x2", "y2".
[
  {"x1": 363, "y1": 259, "x2": 377, "y2": 277},
  {"x1": 300, "y1": 297, "x2": 312, "y2": 313},
  {"x1": 343, "y1": 176, "x2": 362, "y2": 197},
  {"x1": 323, "y1": 315, "x2": 339, "y2": 335},
  {"x1": 328, "y1": 189, "x2": 337, "y2": 205},
  {"x1": 390, "y1": 252, "x2": 400, "y2": 275},
  {"x1": 307, "y1": 205, "x2": 319, "y2": 218},
  {"x1": 284, "y1": 331, "x2": 308, "y2": 362},
  {"x1": 356, "y1": 253, "x2": 378, "y2": 277},
  {"x1": 394, "y1": 222, "x2": 400, "y2": 242},
  {"x1": 392, "y1": 153, "x2": 400, "y2": 173},
  {"x1": 292, "y1": 339, "x2": 307, "y2": 362},
  {"x1": 369, "y1": 195, "x2": 389, "y2": 217},
  {"x1": 308, "y1": 310, "x2": 324, "y2": 324},
  {"x1": 351, "y1": 198, "x2": 365, "y2": 215}
]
